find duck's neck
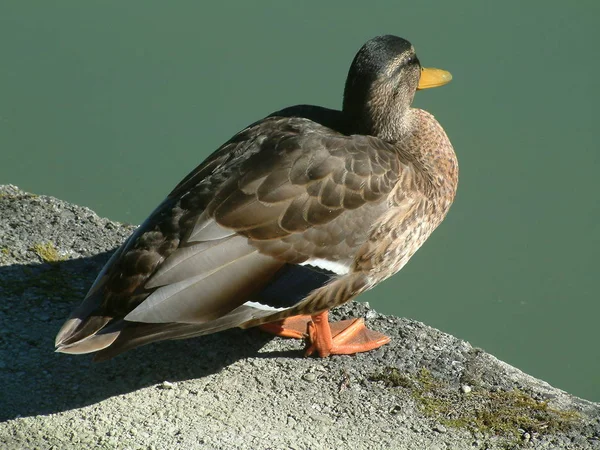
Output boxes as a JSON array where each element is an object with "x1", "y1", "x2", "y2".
[
  {"x1": 372, "y1": 106, "x2": 418, "y2": 142},
  {"x1": 345, "y1": 99, "x2": 417, "y2": 142},
  {"x1": 343, "y1": 75, "x2": 420, "y2": 141}
]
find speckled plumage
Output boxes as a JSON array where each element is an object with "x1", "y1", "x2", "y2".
[{"x1": 55, "y1": 35, "x2": 458, "y2": 360}]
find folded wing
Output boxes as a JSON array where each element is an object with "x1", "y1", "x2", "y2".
[{"x1": 55, "y1": 116, "x2": 416, "y2": 358}]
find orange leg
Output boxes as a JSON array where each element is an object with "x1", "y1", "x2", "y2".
[
  {"x1": 260, "y1": 310, "x2": 390, "y2": 357},
  {"x1": 259, "y1": 315, "x2": 312, "y2": 339}
]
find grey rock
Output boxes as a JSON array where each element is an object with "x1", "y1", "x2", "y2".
[
  {"x1": 434, "y1": 424, "x2": 447, "y2": 433},
  {"x1": 0, "y1": 185, "x2": 599, "y2": 450},
  {"x1": 302, "y1": 373, "x2": 317, "y2": 382}
]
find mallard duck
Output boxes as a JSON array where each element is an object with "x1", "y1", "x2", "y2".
[{"x1": 55, "y1": 35, "x2": 457, "y2": 361}]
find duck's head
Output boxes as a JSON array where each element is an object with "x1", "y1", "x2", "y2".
[{"x1": 343, "y1": 35, "x2": 452, "y2": 139}]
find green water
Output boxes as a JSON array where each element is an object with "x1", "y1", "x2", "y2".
[{"x1": 1, "y1": 2, "x2": 598, "y2": 401}]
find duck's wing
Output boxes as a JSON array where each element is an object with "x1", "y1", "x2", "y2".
[{"x1": 55, "y1": 116, "x2": 417, "y2": 359}]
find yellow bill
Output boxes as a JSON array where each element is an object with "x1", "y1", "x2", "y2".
[{"x1": 417, "y1": 67, "x2": 452, "y2": 90}]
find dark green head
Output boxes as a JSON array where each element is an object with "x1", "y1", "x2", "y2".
[{"x1": 342, "y1": 35, "x2": 451, "y2": 137}]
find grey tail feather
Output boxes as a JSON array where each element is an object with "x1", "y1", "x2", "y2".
[
  {"x1": 55, "y1": 276, "x2": 112, "y2": 348},
  {"x1": 92, "y1": 322, "x2": 220, "y2": 361},
  {"x1": 92, "y1": 305, "x2": 272, "y2": 361},
  {"x1": 55, "y1": 315, "x2": 113, "y2": 348},
  {"x1": 56, "y1": 324, "x2": 122, "y2": 355}
]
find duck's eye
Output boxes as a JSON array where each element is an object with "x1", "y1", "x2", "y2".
[{"x1": 399, "y1": 55, "x2": 419, "y2": 70}]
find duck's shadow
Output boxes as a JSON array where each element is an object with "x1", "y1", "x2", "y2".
[{"x1": 0, "y1": 252, "x2": 294, "y2": 422}]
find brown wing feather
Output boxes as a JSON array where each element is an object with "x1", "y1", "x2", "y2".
[{"x1": 211, "y1": 130, "x2": 402, "y2": 240}]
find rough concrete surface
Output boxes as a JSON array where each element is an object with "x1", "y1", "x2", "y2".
[{"x1": 0, "y1": 185, "x2": 598, "y2": 450}]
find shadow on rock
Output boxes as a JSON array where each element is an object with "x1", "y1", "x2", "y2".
[{"x1": 0, "y1": 252, "x2": 275, "y2": 421}]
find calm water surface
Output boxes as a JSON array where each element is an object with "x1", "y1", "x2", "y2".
[{"x1": 1, "y1": 2, "x2": 598, "y2": 401}]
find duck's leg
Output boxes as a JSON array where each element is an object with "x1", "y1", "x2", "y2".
[
  {"x1": 259, "y1": 315, "x2": 312, "y2": 339},
  {"x1": 260, "y1": 311, "x2": 390, "y2": 357},
  {"x1": 305, "y1": 310, "x2": 390, "y2": 357}
]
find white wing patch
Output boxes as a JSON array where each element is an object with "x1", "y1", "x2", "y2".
[
  {"x1": 300, "y1": 258, "x2": 350, "y2": 275},
  {"x1": 242, "y1": 301, "x2": 289, "y2": 312}
]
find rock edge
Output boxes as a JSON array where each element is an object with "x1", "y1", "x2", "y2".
[{"x1": 0, "y1": 185, "x2": 598, "y2": 450}]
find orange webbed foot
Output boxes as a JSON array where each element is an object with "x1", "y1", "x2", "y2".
[
  {"x1": 305, "y1": 311, "x2": 390, "y2": 357},
  {"x1": 260, "y1": 311, "x2": 390, "y2": 357}
]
